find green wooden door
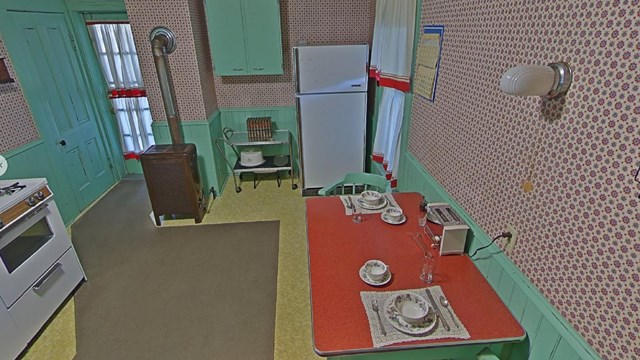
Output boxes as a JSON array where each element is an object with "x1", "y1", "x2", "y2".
[
  {"x1": 243, "y1": 0, "x2": 283, "y2": 75},
  {"x1": 8, "y1": 11, "x2": 114, "y2": 209},
  {"x1": 205, "y1": 0, "x2": 248, "y2": 75}
]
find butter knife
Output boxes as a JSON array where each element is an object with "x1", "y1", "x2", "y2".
[{"x1": 425, "y1": 288, "x2": 451, "y2": 331}]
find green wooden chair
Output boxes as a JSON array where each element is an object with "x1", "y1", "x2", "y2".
[{"x1": 318, "y1": 172, "x2": 392, "y2": 196}]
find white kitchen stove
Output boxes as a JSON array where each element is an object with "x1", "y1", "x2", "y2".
[{"x1": 0, "y1": 178, "x2": 86, "y2": 360}]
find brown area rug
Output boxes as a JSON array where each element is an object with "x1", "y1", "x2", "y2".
[{"x1": 71, "y1": 179, "x2": 278, "y2": 360}]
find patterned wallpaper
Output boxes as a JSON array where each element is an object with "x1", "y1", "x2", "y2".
[
  {"x1": 213, "y1": 0, "x2": 376, "y2": 108},
  {"x1": 407, "y1": 1, "x2": 639, "y2": 359},
  {"x1": 124, "y1": 0, "x2": 217, "y2": 122},
  {"x1": 0, "y1": 37, "x2": 40, "y2": 153}
]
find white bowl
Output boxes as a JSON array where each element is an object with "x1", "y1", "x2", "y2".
[
  {"x1": 363, "y1": 259, "x2": 388, "y2": 281},
  {"x1": 240, "y1": 148, "x2": 264, "y2": 166},
  {"x1": 393, "y1": 292, "x2": 430, "y2": 325},
  {"x1": 384, "y1": 207, "x2": 403, "y2": 220},
  {"x1": 360, "y1": 190, "x2": 382, "y2": 205}
]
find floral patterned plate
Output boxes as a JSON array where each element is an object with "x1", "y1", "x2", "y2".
[
  {"x1": 359, "y1": 265, "x2": 392, "y2": 286},
  {"x1": 381, "y1": 213, "x2": 407, "y2": 225},
  {"x1": 356, "y1": 196, "x2": 388, "y2": 210},
  {"x1": 383, "y1": 293, "x2": 437, "y2": 335}
]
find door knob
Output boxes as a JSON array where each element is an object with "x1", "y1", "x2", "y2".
[{"x1": 59, "y1": 140, "x2": 67, "y2": 146}]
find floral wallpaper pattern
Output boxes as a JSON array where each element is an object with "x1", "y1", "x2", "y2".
[
  {"x1": 408, "y1": 0, "x2": 639, "y2": 359},
  {"x1": 0, "y1": 37, "x2": 40, "y2": 153}
]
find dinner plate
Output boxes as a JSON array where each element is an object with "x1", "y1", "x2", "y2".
[
  {"x1": 381, "y1": 213, "x2": 406, "y2": 225},
  {"x1": 383, "y1": 294, "x2": 437, "y2": 335},
  {"x1": 356, "y1": 196, "x2": 387, "y2": 210},
  {"x1": 359, "y1": 266, "x2": 392, "y2": 286}
]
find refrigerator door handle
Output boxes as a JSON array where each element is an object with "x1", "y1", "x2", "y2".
[
  {"x1": 295, "y1": 96, "x2": 305, "y2": 188},
  {"x1": 293, "y1": 47, "x2": 301, "y2": 94}
]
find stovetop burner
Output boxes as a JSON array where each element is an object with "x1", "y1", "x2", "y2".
[{"x1": 0, "y1": 182, "x2": 26, "y2": 197}]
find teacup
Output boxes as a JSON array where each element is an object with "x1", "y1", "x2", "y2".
[
  {"x1": 360, "y1": 190, "x2": 382, "y2": 205},
  {"x1": 384, "y1": 207, "x2": 403, "y2": 220},
  {"x1": 393, "y1": 292, "x2": 429, "y2": 325},
  {"x1": 364, "y1": 259, "x2": 388, "y2": 281}
]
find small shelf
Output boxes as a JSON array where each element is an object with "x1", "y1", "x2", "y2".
[
  {"x1": 215, "y1": 128, "x2": 298, "y2": 192},
  {"x1": 233, "y1": 155, "x2": 291, "y2": 173}
]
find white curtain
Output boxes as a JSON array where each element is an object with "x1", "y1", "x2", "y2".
[
  {"x1": 372, "y1": 88, "x2": 405, "y2": 181},
  {"x1": 369, "y1": 0, "x2": 416, "y2": 92},
  {"x1": 113, "y1": 97, "x2": 154, "y2": 154},
  {"x1": 87, "y1": 24, "x2": 143, "y2": 89},
  {"x1": 87, "y1": 23, "x2": 153, "y2": 155}
]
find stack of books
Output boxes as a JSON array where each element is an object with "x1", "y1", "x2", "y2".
[{"x1": 247, "y1": 117, "x2": 273, "y2": 141}]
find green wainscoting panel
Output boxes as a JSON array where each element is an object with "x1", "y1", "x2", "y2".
[
  {"x1": 124, "y1": 158, "x2": 143, "y2": 174},
  {"x1": 219, "y1": 106, "x2": 299, "y2": 175},
  {"x1": 151, "y1": 121, "x2": 216, "y2": 197},
  {"x1": 397, "y1": 152, "x2": 602, "y2": 360},
  {"x1": 151, "y1": 110, "x2": 227, "y2": 197},
  {"x1": 1, "y1": 141, "x2": 79, "y2": 224}
]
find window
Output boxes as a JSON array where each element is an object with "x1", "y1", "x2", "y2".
[{"x1": 87, "y1": 22, "x2": 154, "y2": 158}]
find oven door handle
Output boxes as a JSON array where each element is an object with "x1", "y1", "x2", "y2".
[{"x1": 33, "y1": 262, "x2": 63, "y2": 295}]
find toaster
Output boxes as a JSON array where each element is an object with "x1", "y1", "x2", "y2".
[{"x1": 427, "y1": 202, "x2": 470, "y2": 256}]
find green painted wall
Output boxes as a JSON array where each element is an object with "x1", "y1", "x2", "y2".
[{"x1": 1, "y1": 141, "x2": 79, "y2": 223}]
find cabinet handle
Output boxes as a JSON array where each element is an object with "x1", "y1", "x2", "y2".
[
  {"x1": 233, "y1": 68, "x2": 244, "y2": 71},
  {"x1": 253, "y1": 67, "x2": 264, "y2": 71},
  {"x1": 33, "y1": 263, "x2": 63, "y2": 294}
]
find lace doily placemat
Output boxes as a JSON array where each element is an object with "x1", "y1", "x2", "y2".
[
  {"x1": 360, "y1": 286, "x2": 470, "y2": 348},
  {"x1": 340, "y1": 194, "x2": 400, "y2": 215}
]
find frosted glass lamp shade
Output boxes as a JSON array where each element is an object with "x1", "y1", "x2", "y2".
[{"x1": 499, "y1": 62, "x2": 572, "y2": 98}]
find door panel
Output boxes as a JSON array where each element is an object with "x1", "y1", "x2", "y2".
[
  {"x1": 9, "y1": 11, "x2": 114, "y2": 209},
  {"x1": 244, "y1": 0, "x2": 283, "y2": 74},
  {"x1": 205, "y1": 0, "x2": 248, "y2": 75},
  {"x1": 297, "y1": 92, "x2": 367, "y2": 189}
]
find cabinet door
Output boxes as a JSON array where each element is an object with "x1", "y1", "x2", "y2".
[
  {"x1": 205, "y1": 0, "x2": 248, "y2": 75},
  {"x1": 243, "y1": 0, "x2": 284, "y2": 75}
]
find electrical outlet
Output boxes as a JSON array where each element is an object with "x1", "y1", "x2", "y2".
[{"x1": 505, "y1": 224, "x2": 518, "y2": 255}]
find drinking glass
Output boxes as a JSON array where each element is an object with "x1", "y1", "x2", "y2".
[
  {"x1": 420, "y1": 253, "x2": 436, "y2": 284},
  {"x1": 352, "y1": 206, "x2": 363, "y2": 224}
]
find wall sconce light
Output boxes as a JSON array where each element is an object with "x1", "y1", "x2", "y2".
[
  {"x1": 499, "y1": 62, "x2": 572, "y2": 98},
  {"x1": 0, "y1": 58, "x2": 15, "y2": 84}
]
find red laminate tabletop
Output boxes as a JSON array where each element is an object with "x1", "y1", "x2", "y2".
[{"x1": 306, "y1": 192, "x2": 525, "y2": 356}]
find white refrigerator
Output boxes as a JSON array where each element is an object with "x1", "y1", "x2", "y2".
[{"x1": 294, "y1": 44, "x2": 369, "y2": 190}]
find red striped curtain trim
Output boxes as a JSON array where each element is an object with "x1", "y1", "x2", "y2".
[
  {"x1": 371, "y1": 153, "x2": 398, "y2": 188},
  {"x1": 108, "y1": 88, "x2": 147, "y2": 99},
  {"x1": 368, "y1": 69, "x2": 411, "y2": 92},
  {"x1": 123, "y1": 152, "x2": 141, "y2": 160}
]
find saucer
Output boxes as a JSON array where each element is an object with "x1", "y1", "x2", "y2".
[
  {"x1": 356, "y1": 196, "x2": 387, "y2": 210},
  {"x1": 359, "y1": 266, "x2": 391, "y2": 286},
  {"x1": 381, "y1": 213, "x2": 406, "y2": 225},
  {"x1": 383, "y1": 294, "x2": 437, "y2": 335}
]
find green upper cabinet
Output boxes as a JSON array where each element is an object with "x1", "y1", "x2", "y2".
[{"x1": 204, "y1": 0, "x2": 283, "y2": 76}]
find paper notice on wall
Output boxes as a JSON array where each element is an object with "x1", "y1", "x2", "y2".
[
  {"x1": 415, "y1": 26, "x2": 444, "y2": 101},
  {"x1": 417, "y1": 33, "x2": 441, "y2": 69},
  {"x1": 414, "y1": 65, "x2": 437, "y2": 99}
]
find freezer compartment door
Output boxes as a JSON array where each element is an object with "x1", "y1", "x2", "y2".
[
  {"x1": 294, "y1": 45, "x2": 369, "y2": 94},
  {"x1": 297, "y1": 92, "x2": 366, "y2": 189}
]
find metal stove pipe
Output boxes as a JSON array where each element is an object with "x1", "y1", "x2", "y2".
[{"x1": 149, "y1": 27, "x2": 183, "y2": 144}]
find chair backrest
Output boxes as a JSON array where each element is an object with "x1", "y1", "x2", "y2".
[{"x1": 318, "y1": 172, "x2": 391, "y2": 196}]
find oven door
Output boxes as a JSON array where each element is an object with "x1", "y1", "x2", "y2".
[{"x1": 0, "y1": 201, "x2": 72, "y2": 307}]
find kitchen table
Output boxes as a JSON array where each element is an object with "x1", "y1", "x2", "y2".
[{"x1": 306, "y1": 192, "x2": 525, "y2": 359}]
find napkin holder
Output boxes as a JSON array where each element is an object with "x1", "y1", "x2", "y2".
[{"x1": 427, "y1": 203, "x2": 469, "y2": 255}]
